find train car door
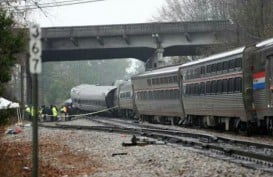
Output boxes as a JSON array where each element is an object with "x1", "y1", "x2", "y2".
[
  {"x1": 266, "y1": 54, "x2": 273, "y2": 109},
  {"x1": 177, "y1": 69, "x2": 186, "y2": 120}
]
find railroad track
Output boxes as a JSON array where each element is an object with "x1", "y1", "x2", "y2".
[{"x1": 39, "y1": 118, "x2": 273, "y2": 173}]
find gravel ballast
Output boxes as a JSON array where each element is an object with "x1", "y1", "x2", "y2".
[{"x1": 2, "y1": 119, "x2": 273, "y2": 177}]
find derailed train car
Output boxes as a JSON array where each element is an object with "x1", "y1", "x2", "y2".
[{"x1": 70, "y1": 84, "x2": 117, "y2": 114}]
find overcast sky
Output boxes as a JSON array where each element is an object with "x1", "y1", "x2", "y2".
[{"x1": 32, "y1": 0, "x2": 166, "y2": 27}]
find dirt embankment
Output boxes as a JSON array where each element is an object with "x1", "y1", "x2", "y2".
[{"x1": 0, "y1": 127, "x2": 100, "y2": 177}]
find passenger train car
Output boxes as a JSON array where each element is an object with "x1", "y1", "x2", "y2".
[
  {"x1": 115, "y1": 80, "x2": 135, "y2": 118},
  {"x1": 71, "y1": 84, "x2": 117, "y2": 113},
  {"x1": 179, "y1": 38, "x2": 273, "y2": 133},
  {"x1": 70, "y1": 37, "x2": 273, "y2": 134},
  {"x1": 131, "y1": 65, "x2": 185, "y2": 124}
]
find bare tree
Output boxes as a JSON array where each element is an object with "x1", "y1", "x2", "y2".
[
  {"x1": 155, "y1": 0, "x2": 273, "y2": 65},
  {"x1": 155, "y1": 0, "x2": 230, "y2": 22}
]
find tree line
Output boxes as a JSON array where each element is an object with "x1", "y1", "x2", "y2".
[{"x1": 154, "y1": 0, "x2": 273, "y2": 65}]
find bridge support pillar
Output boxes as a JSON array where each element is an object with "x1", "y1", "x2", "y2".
[{"x1": 155, "y1": 48, "x2": 164, "y2": 68}]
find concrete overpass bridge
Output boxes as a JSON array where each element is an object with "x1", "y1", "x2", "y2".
[
  {"x1": 41, "y1": 20, "x2": 237, "y2": 67},
  {"x1": 23, "y1": 20, "x2": 238, "y2": 106}
]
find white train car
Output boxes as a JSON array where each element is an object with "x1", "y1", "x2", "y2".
[{"x1": 71, "y1": 84, "x2": 116, "y2": 113}]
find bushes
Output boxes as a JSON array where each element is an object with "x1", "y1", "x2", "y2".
[{"x1": 0, "y1": 109, "x2": 17, "y2": 126}]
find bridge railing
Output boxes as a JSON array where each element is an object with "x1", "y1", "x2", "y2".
[{"x1": 42, "y1": 20, "x2": 235, "y2": 38}]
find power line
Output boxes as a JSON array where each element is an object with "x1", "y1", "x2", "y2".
[{"x1": 4, "y1": 0, "x2": 106, "y2": 11}]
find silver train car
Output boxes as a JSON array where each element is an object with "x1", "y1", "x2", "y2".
[
  {"x1": 130, "y1": 38, "x2": 273, "y2": 134},
  {"x1": 68, "y1": 37, "x2": 273, "y2": 134},
  {"x1": 131, "y1": 65, "x2": 185, "y2": 124},
  {"x1": 116, "y1": 80, "x2": 135, "y2": 118},
  {"x1": 179, "y1": 38, "x2": 273, "y2": 133},
  {"x1": 70, "y1": 84, "x2": 117, "y2": 113}
]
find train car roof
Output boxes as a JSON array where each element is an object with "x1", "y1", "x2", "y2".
[
  {"x1": 180, "y1": 47, "x2": 245, "y2": 68},
  {"x1": 256, "y1": 37, "x2": 273, "y2": 48},
  {"x1": 71, "y1": 84, "x2": 116, "y2": 99},
  {"x1": 132, "y1": 65, "x2": 181, "y2": 79},
  {"x1": 180, "y1": 37, "x2": 273, "y2": 69}
]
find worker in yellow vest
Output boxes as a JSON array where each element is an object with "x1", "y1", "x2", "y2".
[
  {"x1": 52, "y1": 105, "x2": 58, "y2": 121},
  {"x1": 25, "y1": 105, "x2": 31, "y2": 120}
]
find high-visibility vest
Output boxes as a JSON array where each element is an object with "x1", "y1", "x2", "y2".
[
  {"x1": 52, "y1": 107, "x2": 58, "y2": 116},
  {"x1": 25, "y1": 107, "x2": 30, "y2": 113},
  {"x1": 30, "y1": 107, "x2": 34, "y2": 117}
]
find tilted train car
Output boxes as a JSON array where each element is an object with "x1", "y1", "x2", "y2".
[
  {"x1": 70, "y1": 84, "x2": 117, "y2": 113},
  {"x1": 131, "y1": 65, "x2": 185, "y2": 124},
  {"x1": 116, "y1": 80, "x2": 135, "y2": 118},
  {"x1": 179, "y1": 38, "x2": 273, "y2": 133}
]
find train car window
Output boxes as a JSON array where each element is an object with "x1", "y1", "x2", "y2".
[
  {"x1": 160, "y1": 77, "x2": 164, "y2": 84},
  {"x1": 160, "y1": 90, "x2": 165, "y2": 99},
  {"x1": 137, "y1": 92, "x2": 140, "y2": 100},
  {"x1": 229, "y1": 59, "x2": 236, "y2": 70},
  {"x1": 192, "y1": 84, "x2": 195, "y2": 95},
  {"x1": 188, "y1": 84, "x2": 191, "y2": 95},
  {"x1": 235, "y1": 58, "x2": 242, "y2": 68},
  {"x1": 174, "y1": 89, "x2": 179, "y2": 98},
  {"x1": 163, "y1": 77, "x2": 167, "y2": 84},
  {"x1": 144, "y1": 91, "x2": 148, "y2": 100},
  {"x1": 212, "y1": 64, "x2": 217, "y2": 73},
  {"x1": 187, "y1": 85, "x2": 190, "y2": 95},
  {"x1": 207, "y1": 65, "x2": 212, "y2": 73},
  {"x1": 147, "y1": 91, "x2": 151, "y2": 100},
  {"x1": 235, "y1": 77, "x2": 242, "y2": 92},
  {"x1": 191, "y1": 84, "x2": 195, "y2": 95},
  {"x1": 169, "y1": 76, "x2": 174, "y2": 83},
  {"x1": 173, "y1": 76, "x2": 178, "y2": 83},
  {"x1": 170, "y1": 90, "x2": 174, "y2": 99},
  {"x1": 206, "y1": 81, "x2": 211, "y2": 94},
  {"x1": 228, "y1": 78, "x2": 234, "y2": 92},
  {"x1": 200, "y1": 66, "x2": 205, "y2": 75},
  {"x1": 166, "y1": 90, "x2": 171, "y2": 99},
  {"x1": 217, "y1": 62, "x2": 223, "y2": 72},
  {"x1": 153, "y1": 91, "x2": 157, "y2": 100},
  {"x1": 185, "y1": 70, "x2": 189, "y2": 80},
  {"x1": 195, "y1": 68, "x2": 201, "y2": 78},
  {"x1": 223, "y1": 61, "x2": 229, "y2": 70},
  {"x1": 223, "y1": 79, "x2": 228, "y2": 93},
  {"x1": 200, "y1": 82, "x2": 205, "y2": 94},
  {"x1": 212, "y1": 80, "x2": 217, "y2": 94},
  {"x1": 217, "y1": 80, "x2": 223, "y2": 94},
  {"x1": 190, "y1": 70, "x2": 193, "y2": 79},
  {"x1": 147, "y1": 79, "x2": 151, "y2": 86},
  {"x1": 185, "y1": 85, "x2": 188, "y2": 95},
  {"x1": 196, "y1": 83, "x2": 201, "y2": 95},
  {"x1": 156, "y1": 78, "x2": 160, "y2": 85}
]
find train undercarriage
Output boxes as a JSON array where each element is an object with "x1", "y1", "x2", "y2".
[{"x1": 138, "y1": 114, "x2": 273, "y2": 135}]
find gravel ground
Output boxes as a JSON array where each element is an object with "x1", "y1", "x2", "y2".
[
  {"x1": 2, "y1": 119, "x2": 273, "y2": 177},
  {"x1": 92, "y1": 117, "x2": 273, "y2": 146}
]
